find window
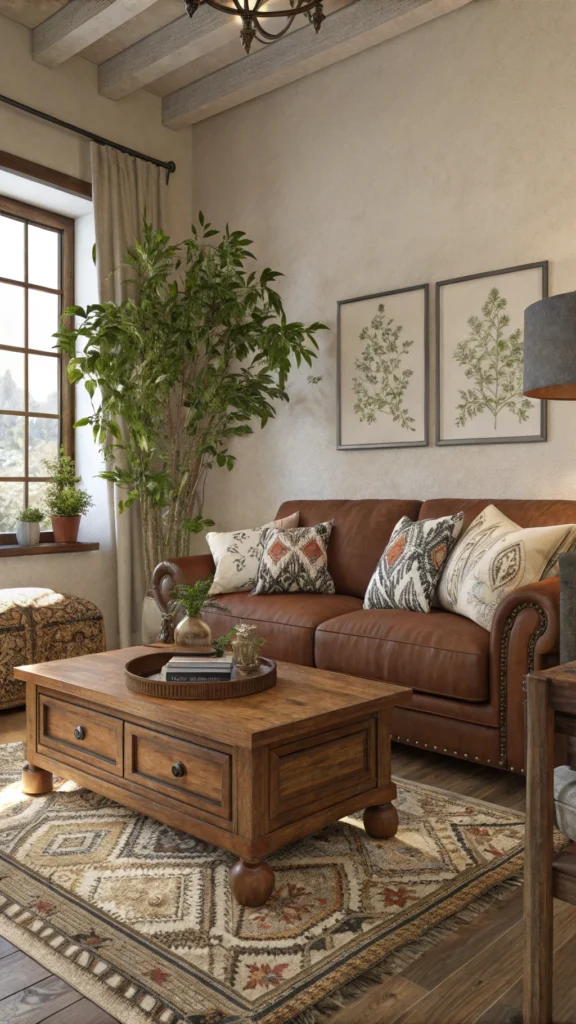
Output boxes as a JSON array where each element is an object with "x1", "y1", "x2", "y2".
[{"x1": 0, "y1": 196, "x2": 74, "y2": 532}]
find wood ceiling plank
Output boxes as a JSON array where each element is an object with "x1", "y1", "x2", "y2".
[
  {"x1": 81, "y1": 0, "x2": 184, "y2": 64},
  {"x1": 0, "y1": 0, "x2": 67, "y2": 31},
  {"x1": 32, "y1": 0, "x2": 161, "y2": 67},
  {"x1": 162, "y1": 0, "x2": 474, "y2": 128},
  {"x1": 98, "y1": 6, "x2": 237, "y2": 99},
  {"x1": 99, "y1": 0, "x2": 351, "y2": 100}
]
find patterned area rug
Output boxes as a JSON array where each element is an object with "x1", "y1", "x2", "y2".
[{"x1": 0, "y1": 743, "x2": 529, "y2": 1024}]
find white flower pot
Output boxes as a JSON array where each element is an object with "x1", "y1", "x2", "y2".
[{"x1": 16, "y1": 522, "x2": 40, "y2": 546}]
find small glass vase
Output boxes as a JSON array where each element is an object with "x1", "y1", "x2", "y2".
[{"x1": 174, "y1": 614, "x2": 212, "y2": 648}]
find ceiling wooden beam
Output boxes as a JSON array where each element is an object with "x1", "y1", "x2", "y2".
[
  {"x1": 32, "y1": 0, "x2": 160, "y2": 67},
  {"x1": 163, "y1": 0, "x2": 473, "y2": 128},
  {"x1": 98, "y1": 6, "x2": 239, "y2": 100}
]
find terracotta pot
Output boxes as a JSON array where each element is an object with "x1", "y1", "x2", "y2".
[
  {"x1": 173, "y1": 614, "x2": 212, "y2": 648},
  {"x1": 51, "y1": 515, "x2": 81, "y2": 543}
]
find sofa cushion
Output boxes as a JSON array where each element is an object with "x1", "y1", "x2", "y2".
[
  {"x1": 275, "y1": 499, "x2": 422, "y2": 598},
  {"x1": 315, "y1": 608, "x2": 490, "y2": 702},
  {"x1": 203, "y1": 592, "x2": 363, "y2": 667},
  {"x1": 253, "y1": 521, "x2": 335, "y2": 595},
  {"x1": 365, "y1": 512, "x2": 464, "y2": 613}
]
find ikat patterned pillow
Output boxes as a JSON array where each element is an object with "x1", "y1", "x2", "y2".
[
  {"x1": 252, "y1": 521, "x2": 335, "y2": 595},
  {"x1": 207, "y1": 512, "x2": 299, "y2": 596},
  {"x1": 438, "y1": 504, "x2": 576, "y2": 630},
  {"x1": 364, "y1": 513, "x2": 464, "y2": 614}
]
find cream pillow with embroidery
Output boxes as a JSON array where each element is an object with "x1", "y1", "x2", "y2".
[
  {"x1": 438, "y1": 504, "x2": 576, "y2": 630},
  {"x1": 207, "y1": 512, "x2": 299, "y2": 595}
]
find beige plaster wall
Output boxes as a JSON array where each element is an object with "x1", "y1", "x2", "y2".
[
  {"x1": 0, "y1": 15, "x2": 193, "y2": 646},
  {"x1": 193, "y1": 0, "x2": 576, "y2": 532}
]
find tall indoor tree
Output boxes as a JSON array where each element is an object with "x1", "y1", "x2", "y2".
[{"x1": 56, "y1": 215, "x2": 325, "y2": 583}]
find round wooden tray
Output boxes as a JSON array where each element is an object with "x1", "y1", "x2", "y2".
[{"x1": 125, "y1": 652, "x2": 277, "y2": 700}]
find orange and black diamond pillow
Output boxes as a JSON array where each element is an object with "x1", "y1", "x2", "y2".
[
  {"x1": 364, "y1": 513, "x2": 464, "y2": 614},
  {"x1": 252, "y1": 521, "x2": 335, "y2": 595}
]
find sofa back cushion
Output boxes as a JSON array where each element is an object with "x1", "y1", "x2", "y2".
[
  {"x1": 419, "y1": 498, "x2": 576, "y2": 532},
  {"x1": 275, "y1": 499, "x2": 422, "y2": 597}
]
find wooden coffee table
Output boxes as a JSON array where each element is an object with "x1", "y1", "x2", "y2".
[{"x1": 15, "y1": 648, "x2": 411, "y2": 908}]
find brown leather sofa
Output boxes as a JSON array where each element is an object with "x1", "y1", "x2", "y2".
[{"x1": 152, "y1": 497, "x2": 576, "y2": 774}]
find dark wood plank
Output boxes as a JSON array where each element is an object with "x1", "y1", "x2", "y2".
[
  {"x1": 42, "y1": 997, "x2": 118, "y2": 1023},
  {"x1": 524, "y1": 673, "x2": 555, "y2": 1024},
  {"x1": 0, "y1": 975, "x2": 81, "y2": 1023},
  {"x1": 0, "y1": 151, "x2": 91, "y2": 200},
  {"x1": 0, "y1": 952, "x2": 51, "y2": 1000},
  {"x1": 330, "y1": 976, "x2": 425, "y2": 1023},
  {"x1": 401, "y1": 887, "x2": 524, "y2": 990},
  {"x1": 475, "y1": 1001, "x2": 522, "y2": 1024},
  {"x1": 0, "y1": 543, "x2": 99, "y2": 559},
  {"x1": 394, "y1": 902, "x2": 576, "y2": 1024}
]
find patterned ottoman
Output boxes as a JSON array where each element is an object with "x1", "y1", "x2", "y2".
[{"x1": 0, "y1": 588, "x2": 105, "y2": 710}]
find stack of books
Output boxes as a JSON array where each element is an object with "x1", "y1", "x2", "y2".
[{"x1": 163, "y1": 654, "x2": 233, "y2": 683}]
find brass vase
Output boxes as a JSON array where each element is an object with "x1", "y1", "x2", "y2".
[{"x1": 173, "y1": 614, "x2": 212, "y2": 648}]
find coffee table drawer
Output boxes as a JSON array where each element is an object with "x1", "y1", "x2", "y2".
[
  {"x1": 37, "y1": 694, "x2": 123, "y2": 776},
  {"x1": 268, "y1": 717, "x2": 377, "y2": 829},
  {"x1": 124, "y1": 724, "x2": 232, "y2": 821}
]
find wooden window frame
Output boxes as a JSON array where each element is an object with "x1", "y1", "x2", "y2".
[{"x1": 0, "y1": 194, "x2": 75, "y2": 542}]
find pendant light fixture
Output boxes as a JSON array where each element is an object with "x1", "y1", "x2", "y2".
[{"x1": 184, "y1": 1, "x2": 326, "y2": 54}]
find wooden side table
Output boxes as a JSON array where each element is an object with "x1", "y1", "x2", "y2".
[{"x1": 524, "y1": 661, "x2": 576, "y2": 1023}]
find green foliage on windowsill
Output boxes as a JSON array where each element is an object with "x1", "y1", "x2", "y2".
[{"x1": 18, "y1": 507, "x2": 44, "y2": 523}]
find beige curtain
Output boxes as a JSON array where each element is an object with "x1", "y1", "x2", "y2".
[{"x1": 91, "y1": 143, "x2": 168, "y2": 648}]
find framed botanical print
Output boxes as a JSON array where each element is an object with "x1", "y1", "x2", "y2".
[
  {"x1": 337, "y1": 284, "x2": 429, "y2": 449},
  {"x1": 436, "y1": 262, "x2": 548, "y2": 445}
]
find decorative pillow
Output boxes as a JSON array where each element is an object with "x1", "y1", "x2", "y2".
[
  {"x1": 207, "y1": 512, "x2": 299, "y2": 596},
  {"x1": 438, "y1": 504, "x2": 576, "y2": 630},
  {"x1": 364, "y1": 513, "x2": 464, "y2": 614},
  {"x1": 252, "y1": 521, "x2": 335, "y2": 595}
]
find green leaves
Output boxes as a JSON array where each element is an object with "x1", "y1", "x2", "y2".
[{"x1": 53, "y1": 213, "x2": 326, "y2": 575}]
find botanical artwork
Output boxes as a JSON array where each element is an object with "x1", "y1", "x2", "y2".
[
  {"x1": 454, "y1": 288, "x2": 533, "y2": 430},
  {"x1": 338, "y1": 285, "x2": 428, "y2": 449},
  {"x1": 352, "y1": 304, "x2": 415, "y2": 431},
  {"x1": 437, "y1": 263, "x2": 547, "y2": 445}
]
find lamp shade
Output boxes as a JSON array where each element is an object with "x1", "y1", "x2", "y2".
[{"x1": 524, "y1": 291, "x2": 576, "y2": 399}]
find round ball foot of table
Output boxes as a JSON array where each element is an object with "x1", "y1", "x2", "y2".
[
  {"x1": 229, "y1": 859, "x2": 275, "y2": 907},
  {"x1": 363, "y1": 802, "x2": 399, "y2": 839},
  {"x1": 22, "y1": 764, "x2": 53, "y2": 796}
]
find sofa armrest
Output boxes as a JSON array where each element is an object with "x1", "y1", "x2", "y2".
[
  {"x1": 490, "y1": 576, "x2": 560, "y2": 771},
  {"x1": 151, "y1": 554, "x2": 215, "y2": 612}
]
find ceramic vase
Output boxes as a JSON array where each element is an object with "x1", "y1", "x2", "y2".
[{"x1": 16, "y1": 522, "x2": 40, "y2": 546}]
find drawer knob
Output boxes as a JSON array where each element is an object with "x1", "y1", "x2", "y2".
[
  {"x1": 74, "y1": 726, "x2": 85, "y2": 741},
  {"x1": 171, "y1": 761, "x2": 185, "y2": 778}
]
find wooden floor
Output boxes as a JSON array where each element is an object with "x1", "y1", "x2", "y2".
[{"x1": 0, "y1": 710, "x2": 575, "y2": 1023}]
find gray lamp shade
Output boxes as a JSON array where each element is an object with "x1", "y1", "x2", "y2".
[{"x1": 524, "y1": 291, "x2": 576, "y2": 399}]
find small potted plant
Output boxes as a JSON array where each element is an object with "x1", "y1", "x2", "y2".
[
  {"x1": 171, "y1": 577, "x2": 229, "y2": 648},
  {"x1": 44, "y1": 447, "x2": 94, "y2": 544},
  {"x1": 15, "y1": 507, "x2": 44, "y2": 547}
]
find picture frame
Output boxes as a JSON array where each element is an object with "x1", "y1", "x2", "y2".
[
  {"x1": 337, "y1": 283, "x2": 429, "y2": 450},
  {"x1": 436, "y1": 262, "x2": 548, "y2": 446}
]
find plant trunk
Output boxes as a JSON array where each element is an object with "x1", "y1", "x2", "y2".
[{"x1": 140, "y1": 464, "x2": 206, "y2": 587}]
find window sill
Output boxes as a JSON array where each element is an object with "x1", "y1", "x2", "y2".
[{"x1": 0, "y1": 542, "x2": 99, "y2": 558}]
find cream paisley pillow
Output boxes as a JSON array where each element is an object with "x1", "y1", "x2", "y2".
[
  {"x1": 438, "y1": 505, "x2": 576, "y2": 630},
  {"x1": 207, "y1": 512, "x2": 299, "y2": 596}
]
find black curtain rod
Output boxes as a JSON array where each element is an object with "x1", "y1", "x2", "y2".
[{"x1": 0, "y1": 93, "x2": 176, "y2": 180}]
